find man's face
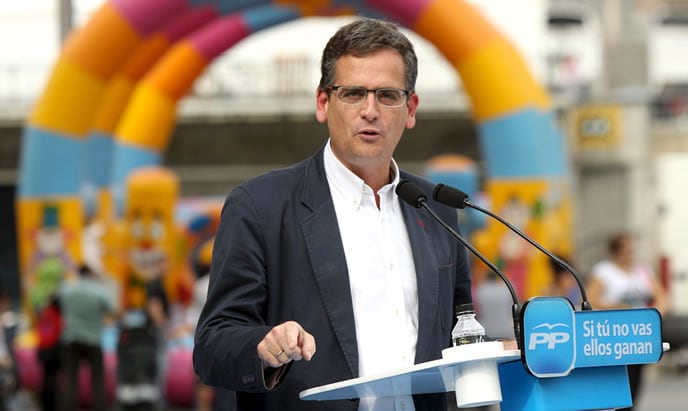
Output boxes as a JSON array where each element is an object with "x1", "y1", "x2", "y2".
[{"x1": 316, "y1": 49, "x2": 419, "y2": 177}]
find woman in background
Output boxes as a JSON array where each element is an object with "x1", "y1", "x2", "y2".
[{"x1": 588, "y1": 232, "x2": 670, "y2": 411}]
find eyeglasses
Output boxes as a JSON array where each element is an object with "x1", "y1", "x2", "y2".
[{"x1": 327, "y1": 85, "x2": 410, "y2": 108}]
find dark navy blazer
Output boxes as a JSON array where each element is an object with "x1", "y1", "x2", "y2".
[{"x1": 193, "y1": 147, "x2": 472, "y2": 411}]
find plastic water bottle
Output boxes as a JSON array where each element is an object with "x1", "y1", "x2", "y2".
[{"x1": 452, "y1": 303, "x2": 486, "y2": 346}]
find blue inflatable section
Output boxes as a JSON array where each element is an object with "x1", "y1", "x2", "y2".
[
  {"x1": 19, "y1": 127, "x2": 85, "y2": 196},
  {"x1": 479, "y1": 109, "x2": 567, "y2": 178}
]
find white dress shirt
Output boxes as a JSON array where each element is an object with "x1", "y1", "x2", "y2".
[{"x1": 324, "y1": 141, "x2": 418, "y2": 411}]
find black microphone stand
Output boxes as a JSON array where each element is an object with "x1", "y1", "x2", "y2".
[
  {"x1": 433, "y1": 183, "x2": 592, "y2": 311},
  {"x1": 396, "y1": 180, "x2": 522, "y2": 347}
]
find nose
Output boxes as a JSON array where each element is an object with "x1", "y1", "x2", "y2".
[{"x1": 360, "y1": 91, "x2": 379, "y2": 121}]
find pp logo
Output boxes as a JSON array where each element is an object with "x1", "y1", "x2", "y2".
[
  {"x1": 522, "y1": 297, "x2": 576, "y2": 377},
  {"x1": 529, "y1": 323, "x2": 570, "y2": 350}
]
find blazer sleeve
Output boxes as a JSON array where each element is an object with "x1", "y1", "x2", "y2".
[{"x1": 193, "y1": 186, "x2": 284, "y2": 392}]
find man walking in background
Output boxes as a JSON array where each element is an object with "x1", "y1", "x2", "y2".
[{"x1": 60, "y1": 264, "x2": 118, "y2": 411}]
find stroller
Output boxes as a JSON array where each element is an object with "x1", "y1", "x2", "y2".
[{"x1": 116, "y1": 313, "x2": 161, "y2": 411}]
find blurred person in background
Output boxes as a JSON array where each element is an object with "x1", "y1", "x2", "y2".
[
  {"x1": 0, "y1": 286, "x2": 16, "y2": 411},
  {"x1": 187, "y1": 238, "x2": 236, "y2": 411},
  {"x1": 588, "y1": 231, "x2": 671, "y2": 411},
  {"x1": 117, "y1": 255, "x2": 171, "y2": 411},
  {"x1": 60, "y1": 264, "x2": 118, "y2": 411},
  {"x1": 474, "y1": 271, "x2": 514, "y2": 341},
  {"x1": 145, "y1": 256, "x2": 171, "y2": 411},
  {"x1": 548, "y1": 256, "x2": 581, "y2": 308},
  {"x1": 34, "y1": 293, "x2": 62, "y2": 411},
  {"x1": 190, "y1": 243, "x2": 214, "y2": 411}
]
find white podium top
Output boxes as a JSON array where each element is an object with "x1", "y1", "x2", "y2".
[{"x1": 300, "y1": 341, "x2": 520, "y2": 401}]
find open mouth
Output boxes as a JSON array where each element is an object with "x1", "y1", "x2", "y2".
[
  {"x1": 131, "y1": 249, "x2": 166, "y2": 279},
  {"x1": 358, "y1": 129, "x2": 381, "y2": 138}
]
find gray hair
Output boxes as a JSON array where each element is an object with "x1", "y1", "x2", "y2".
[{"x1": 318, "y1": 17, "x2": 418, "y2": 92}]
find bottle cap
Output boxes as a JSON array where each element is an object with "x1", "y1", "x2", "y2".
[{"x1": 456, "y1": 303, "x2": 475, "y2": 315}]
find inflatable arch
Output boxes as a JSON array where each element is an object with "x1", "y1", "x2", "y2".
[{"x1": 19, "y1": 0, "x2": 571, "y2": 307}]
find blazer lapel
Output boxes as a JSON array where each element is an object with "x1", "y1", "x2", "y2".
[
  {"x1": 300, "y1": 150, "x2": 358, "y2": 377},
  {"x1": 400, "y1": 201, "x2": 440, "y2": 363}
]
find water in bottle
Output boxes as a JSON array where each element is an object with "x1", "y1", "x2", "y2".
[{"x1": 452, "y1": 303, "x2": 485, "y2": 346}]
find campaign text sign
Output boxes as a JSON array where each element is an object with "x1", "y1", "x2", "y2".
[{"x1": 521, "y1": 297, "x2": 663, "y2": 378}]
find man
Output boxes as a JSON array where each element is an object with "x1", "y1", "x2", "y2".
[
  {"x1": 117, "y1": 256, "x2": 169, "y2": 411},
  {"x1": 60, "y1": 264, "x2": 118, "y2": 411},
  {"x1": 193, "y1": 17, "x2": 472, "y2": 411}
]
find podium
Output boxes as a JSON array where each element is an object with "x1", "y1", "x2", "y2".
[
  {"x1": 301, "y1": 342, "x2": 517, "y2": 407},
  {"x1": 300, "y1": 297, "x2": 669, "y2": 411}
]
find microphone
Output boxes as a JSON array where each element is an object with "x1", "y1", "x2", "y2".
[
  {"x1": 432, "y1": 183, "x2": 592, "y2": 311},
  {"x1": 396, "y1": 180, "x2": 522, "y2": 345}
]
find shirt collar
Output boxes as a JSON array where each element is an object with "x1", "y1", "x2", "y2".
[{"x1": 323, "y1": 140, "x2": 401, "y2": 212}]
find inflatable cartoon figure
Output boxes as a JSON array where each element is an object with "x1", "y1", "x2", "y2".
[
  {"x1": 28, "y1": 204, "x2": 76, "y2": 313},
  {"x1": 496, "y1": 195, "x2": 534, "y2": 299},
  {"x1": 117, "y1": 167, "x2": 181, "y2": 410}
]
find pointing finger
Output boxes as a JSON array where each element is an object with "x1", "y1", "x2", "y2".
[{"x1": 300, "y1": 330, "x2": 316, "y2": 361}]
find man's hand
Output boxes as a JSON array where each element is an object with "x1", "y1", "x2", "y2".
[{"x1": 257, "y1": 321, "x2": 316, "y2": 368}]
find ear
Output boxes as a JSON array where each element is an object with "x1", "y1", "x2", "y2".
[
  {"x1": 405, "y1": 92, "x2": 419, "y2": 129},
  {"x1": 315, "y1": 89, "x2": 329, "y2": 123}
]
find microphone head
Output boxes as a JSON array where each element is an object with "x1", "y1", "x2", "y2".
[
  {"x1": 432, "y1": 183, "x2": 469, "y2": 209},
  {"x1": 396, "y1": 180, "x2": 427, "y2": 208}
]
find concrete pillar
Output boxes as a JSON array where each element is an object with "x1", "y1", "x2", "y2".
[{"x1": 58, "y1": 0, "x2": 73, "y2": 44}]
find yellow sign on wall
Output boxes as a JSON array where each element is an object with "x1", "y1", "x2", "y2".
[{"x1": 572, "y1": 104, "x2": 622, "y2": 149}]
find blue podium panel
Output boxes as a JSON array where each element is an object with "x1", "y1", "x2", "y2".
[
  {"x1": 499, "y1": 361, "x2": 631, "y2": 411},
  {"x1": 521, "y1": 297, "x2": 665, "y2": 378},
  {"x1": 300, "y1": 343, "x2": 519, "y2": 401}
]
